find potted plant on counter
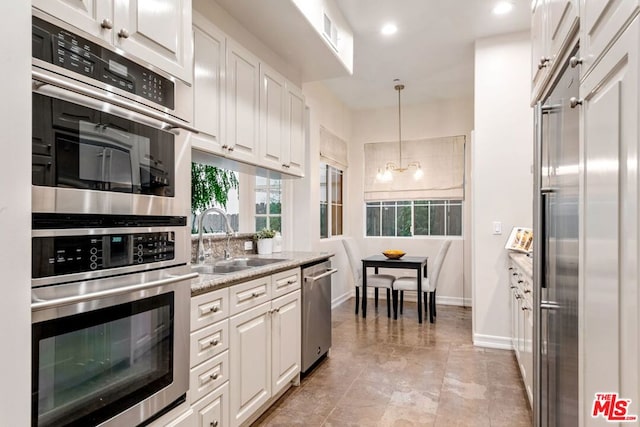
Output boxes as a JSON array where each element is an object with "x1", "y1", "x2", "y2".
[{"x1": 255, "y1": 228, "x2": 276, "y2": 254}]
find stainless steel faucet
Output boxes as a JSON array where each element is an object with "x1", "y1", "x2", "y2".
[{"x1": 196, "y1": 207, "x2": 236, "y2": 262}]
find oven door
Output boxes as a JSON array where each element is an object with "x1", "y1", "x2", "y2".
[
  {"x1": 31, "y1": 267, "x2": 195, "y2": 427},
  {"x1": 31, "y1": 74, "x2": 190, "y2": 217}
]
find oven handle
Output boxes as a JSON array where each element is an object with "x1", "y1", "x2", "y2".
[
  {"x1": 32, "y1": 68, "x2": 199, "y2": 134},
  {"x1": 31, "y1": 272, "x2": 198, "y2": 310}
]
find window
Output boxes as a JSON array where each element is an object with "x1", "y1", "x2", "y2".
[
  {"x1": 191, "y1": 163, "x2": 239, "y2": 234},
  {"x1": 320, "y1": 163, "x2": 343, "y2": 238},
  {"x1": 255, "y1": 173, "x2": 282, "y2": 232},
  {"x1": 366, "y1": 200, "x2": 462, "y2": 237}
]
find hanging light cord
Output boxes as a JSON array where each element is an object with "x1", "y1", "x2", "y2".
[{"x1": 395, "y1": 82, "x2": 404, "y2": 169}]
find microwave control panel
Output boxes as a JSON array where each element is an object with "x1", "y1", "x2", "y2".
[
  {"x1": 32, "y1": 232, "x2": 175, "y2": 278},
  {"x1": 32, "y1": 16, "x2": 175, "y2": 109}
]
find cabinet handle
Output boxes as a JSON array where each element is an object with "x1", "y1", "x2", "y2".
[
  {"x1": 251, "y1": 292, "x2": 259, "y2": 298},
  {"x1": 537, "y1": 56, "x2": 550, "y2": 70},
  {"x1": 510, "y1": 285, "x2": 517, "y2": 289},
  {"x1": 209, "y1": 305, "x2": 219, "y2": 313},
  {"x1": 286, "y1": 279, "x2": 296, "y2": 285},
  {"x1": 512, "y1": 272, "x2": 518, "y2": 276},
  {"x1": 524, "y1": 289, "x2": 531, "y2": 294},
  {"x1": 221, "y1": 144, "x2": 228, "y2": 149},
  {"x1": 100, "y1": 19, "x2": 113, "y2": 30},
  {"x1": 274, "y1": 307, "x2": 280, "y2": 313},
  {"x1": 521, "y1": 306, "x2": 529, "y2": 311},
  {"x1": 569, "y1": 97, "x2": 583, "y2": 108},
  {"x1": 227, "y1": 146, "x2": 234, "y2": 152},
  {"x1": 282, "y1": 164, "x2": 288, "y2": 168},
  {"x1": 515, "y1": 294, "x2": 522, "y2": 300},
  {"x1": 210, "y1": 372, "x2": 219, "y2": 381},
  {"x1": 517, "y1": 280, "x2": 524, "y2": 284},
  {"x1": 508, "y1": 267, "x2": 513, "y2": 271},
  {"x1": 118, "y1": 28, "x2": 130, "y2": 39},
  {"x1": 569, "y1": 56, "x2": 583, "y2": 68},
  {"x1": 210, "y1": 421, "x2": 219, "y2": 427},
  {"x1": 209, "y1": 339, "x2": 219, "y2": 347}
]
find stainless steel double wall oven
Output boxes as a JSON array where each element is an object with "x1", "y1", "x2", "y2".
[{"x1": 31, "y1": 10, "x2": 194, "y2": 427}]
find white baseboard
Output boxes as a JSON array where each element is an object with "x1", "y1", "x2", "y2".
[
  {"x1": 473, "y1": 333, "x2": 513, "y2": 350},
  {"x1": 331, "y1": 290, "x2": 353, "y2": 309},
  {"x1": 435, "y1": 295, "x2": 472, "y2": 307}
]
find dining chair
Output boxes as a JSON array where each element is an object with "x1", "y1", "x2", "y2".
[
  {"x1": 393, "y1": 240, "x2": 452, "y2": 323},
  {"x1": 342, "y1": 237, "x2": 395, "y2": 317}
]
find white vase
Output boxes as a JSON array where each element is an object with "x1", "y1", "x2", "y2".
[{"x1": 257, "y1": 238, "x2": 273, "y2": 255}]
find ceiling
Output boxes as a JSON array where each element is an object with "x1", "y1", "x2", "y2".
[{"x1": 325, "y1": 0, "x2": 531, "y2": 109}]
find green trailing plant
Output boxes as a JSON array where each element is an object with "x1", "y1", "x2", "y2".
[
  {"x1": 191, "y1": 163, "x2": 239, "y2": 232},
  {"x1": 255, "y1": 228, "x2": 276, "y2": 239}
]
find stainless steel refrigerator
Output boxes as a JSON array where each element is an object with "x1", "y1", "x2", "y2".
[{"x1": 533, "y1": 46, "x2": 580, "y2": 427}]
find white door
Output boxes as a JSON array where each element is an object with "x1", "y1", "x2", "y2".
[
  {"x1": 191, "y1": 15, "x2": 225, "y2": 154},
  {"x1": 271, "y1": 290, "x2": 301, "y2": 396},
  {"x1": 581, "y1": 19, "x2": 639, "y2": 426},
  {"x1": 283, "y1": 83, "x2": 305, "y2": 177},
  {"x1": 33, "y1": 0, "x2": 111, "y2": 41},
  {"x1": 259, "y1": 64, "x2": 286, "y2": 171},
  {"x1": 113, "y1": 0, "x2": 192, "y2": 83},
  {"x1": 531, "y1": 0, "x2": 549, "y2": 103},
  {"x1": 229, "y1": 302, "x2": 271, "y2": 427},
  {"x1": 547, "y1": 0, "x2": 578, "y2": 64},
  {"x1": 226, "y1": 39, "x2": 260, "y2": 164}
]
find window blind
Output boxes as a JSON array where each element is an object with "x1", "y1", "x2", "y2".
[
  {"x1": 364, "y1": 135, "x2": 465, "y2": 201},
  {"x1": 319, "y1": 125, "x2": 348, "y2": 169}
]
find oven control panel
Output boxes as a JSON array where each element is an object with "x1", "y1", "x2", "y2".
[
  {"x1": 32, "y1": 16, "x2": 175, "y2": 109},
  {"x1": 33, "y1": 232, "x2": 175, "y2": 278}
]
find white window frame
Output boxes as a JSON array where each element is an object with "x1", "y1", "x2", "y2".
[
  {"x1": 320, "y1": 163, "x2": 344, "y2": 239},
  {"x1": 254, "y1": 172, "x2": 283, "y2": 232}
]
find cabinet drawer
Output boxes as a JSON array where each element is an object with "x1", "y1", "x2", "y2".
[
  {"x1": 190, "y1": 319, "x2": 229, "y2": 368},
  {"x1": 190, "y1": 350, "x2": 229, "y2": 404},
  {"x1": 229, "y1": 276, "x2": 271, "y2": 315},
  {"x1": 192, "y1": 382, "x2": 229, "y2": 427},
  {"x1": 191, "y1": 287, "x2": 229, "y2": 332},
  {"x1": 272, "y1": 268, "x2": 300, "y2": 298}
]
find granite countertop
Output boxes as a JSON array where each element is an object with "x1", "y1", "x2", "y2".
[
  {"x1": 509, "y1": 251, "x2": 533, "y2": 278},
  {"x1": 190, "y1": 251, "x2": 334, "y2": 296}
]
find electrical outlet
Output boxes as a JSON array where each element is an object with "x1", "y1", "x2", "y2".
[{"x1": 244, "y1": 241, "x2": 253, "y2": 251}]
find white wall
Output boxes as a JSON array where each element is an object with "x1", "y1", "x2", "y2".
[
  {"x1": 349, "y1": 98, "x2": 474, "y2": 306},
  {"x1": 294, "y1": 81, "x2": 353, "y2": 306},
  {"x1": 0, "y1": 1, "x2": 31, "y2": 425},
  {"x1": 472, "y1": 32, "x2": 533, "y2": 348}
]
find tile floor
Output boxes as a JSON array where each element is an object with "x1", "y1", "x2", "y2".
[{"x1": 253, "y1": 298, "x2": 532, "y2": 426}]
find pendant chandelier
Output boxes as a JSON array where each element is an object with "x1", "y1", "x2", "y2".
[{"x1": 375, "y1": 80, "x2": 423, "y2": 182}]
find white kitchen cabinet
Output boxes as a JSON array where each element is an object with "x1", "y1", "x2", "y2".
[
  {"x1": 229, "y1": 301, "x2": 272, "y2": 427},
  {"x1": 226, "y1": 39, "x2": 260, "y2": 165},
  {"x1": 531, "y1": 0, "x2": 579, "y2": 103},
  {"x1": 191, "y1": 13, "x2": 226, "y2": 154},
  {"x1": 192, "y1": 382, "x2": 229, "y2": 427},
  {"x1": 260, "y1": 64, "x2": 287, "y2": 171},
  {"x1": 581, "y1": 17, "x2": 639, "y2": 425},
  {"x1": 32, "y1": 0, "x2": 110, "y2": 40},
  {"x1": 34, "y1": 0, "x2": 193, "y2": 83},
  {"x1": 580, "y1": 0, "x2": 640, "y2": 75},
  {"x1": 271, "y1": 290, "x2": 301, "y2": 396},
  {"x1": 283, "y1": 83, "x2": 306, "y2": 177}
]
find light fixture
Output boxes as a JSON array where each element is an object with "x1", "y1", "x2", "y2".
[
  {"x1": 375, "y1": 80, "x2": 423, "y2": 182},
  {"x1": 492, "y1": 1, "x2": 514, "y2": 15},
  {"x1": 381, "y1": 23, "x2": 398, "y2": 36}
]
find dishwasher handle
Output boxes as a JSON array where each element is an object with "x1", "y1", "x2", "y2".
[{"x1": 304, "y1": 268, "x2": 338, "y2": 282}]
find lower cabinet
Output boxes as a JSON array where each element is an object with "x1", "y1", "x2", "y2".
[
  {"x1": 508, "y1": 257, "x2": 533, "y2": 407},
  {"x1": 229, "y1": 289, "x2": 301, "y2": 427}
]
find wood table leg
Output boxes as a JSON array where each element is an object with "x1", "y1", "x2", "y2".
[{"x1": 416, "y1": 268, "x2": 423, "y2": 324}]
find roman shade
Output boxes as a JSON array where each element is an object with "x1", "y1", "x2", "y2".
[
  {"x1": 364, "y1": 135, "x2": 465, "y2": 201},
  {"x1": 319, "y1": 125, "x2": 348, "y2": 169}
]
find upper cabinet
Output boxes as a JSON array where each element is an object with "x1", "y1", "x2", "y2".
[
  {"x1": 283, "y1": 83, "x2": 305, "y2": 177},
  {"x1": 260, "y1": 64, "x2": 287, "y2": 171},
  {"x1": 530, "y1": 0, "x2": 579, "y2": 103},
  {"x1": 580, "y1": 0, "x2": 640, "y2": 76},
  {"x1": 33, "y1": 0, "x2": 193, "y2": 83}
]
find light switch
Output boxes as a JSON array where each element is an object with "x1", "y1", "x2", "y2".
[
  {"x1": 244, "y1": 241, "x2": 253, "y2": 250},
  {"x1": 492, "y1": 221, "x2": 502, "y2": 235}
]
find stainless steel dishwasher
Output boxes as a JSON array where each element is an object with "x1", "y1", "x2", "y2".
[{"x1": 301, "y1": 259, "x2": 337, "y2": 373}]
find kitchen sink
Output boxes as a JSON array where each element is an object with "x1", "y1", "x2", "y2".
[{"x1": 192, "y1": 257, "x2": 288, "y2": 275}]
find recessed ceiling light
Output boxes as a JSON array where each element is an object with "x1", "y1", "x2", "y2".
[
  {"x1": 381, "y1": 23, "x2": 398, "y2": 36},
  {"x1": 492, "y1": 1, "x2": 514, "y2": 15}
]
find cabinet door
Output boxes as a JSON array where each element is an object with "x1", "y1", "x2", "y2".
[
  {"x1": 531, "y1": 0, "x2": 549, "y2": 102},
  {"x1": 259, "y1": 64, "x2": 287, "y2": 171},
  {"x1": 229, "y1": 302, "x2": 271, "y2": 427},
  {"x1": 283, "y1": 83, "x2": 306, "y2": 177},
  {"x1": 192, "y1": 382, "x2": 228, "y2": 427},
  {"x1": 581, "y1": 0, "x2": 640, "y2": 74},
  {"x1": 271, "y1": 290, "x2": 301, "y2": 396},
  {"x1": 113, "y1": 0, "x2": 193, "y2": 83},
  {"x1": 523, "y1": 306, "x2": 533, "y2": 407},
  {"x1": 33, "y1": 0, "x2": 111, "y2": 41},
  {"x1": 192, "y1": 14, "x2": 225, "y2": 153},
  {"x1": 581, "y1": 19, "x2": 639, "y2": 425},
  {"x1": 548, "y1": 0, "x2": 578, "y2": 62},
  {"x1": 226, "y1": 40, "x2": 260, "y2": 164}
]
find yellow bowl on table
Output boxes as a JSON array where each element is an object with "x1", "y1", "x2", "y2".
[{"x1": 382, "y1": 250, "x2": 405, "y2": 260}]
